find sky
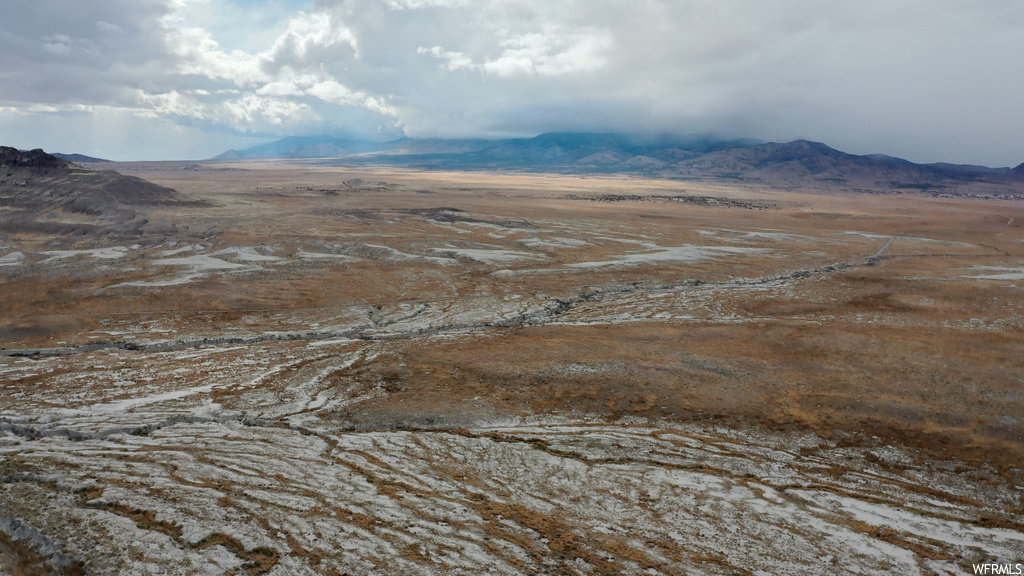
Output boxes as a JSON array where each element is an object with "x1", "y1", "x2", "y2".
[{"x1": 1, "y1": 0, "x2": 1022, "y2": 165}]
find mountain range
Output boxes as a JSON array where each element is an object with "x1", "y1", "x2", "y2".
[
  {"x1": 210, "y1": 133, "x2": 1024, "y2": 195},
  {"x1": 212, "y1": 133, "x2": 763, "y2": 164}
]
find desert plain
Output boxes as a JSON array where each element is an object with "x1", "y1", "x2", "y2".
[{"x1": 1, "y1": 162, "x2": 1023, "y2": 575}]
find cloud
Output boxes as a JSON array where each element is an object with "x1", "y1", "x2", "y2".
[
  {"x1": 1, "y1": 0, "x2": 1023, "y2": 163},
  {"x1": 0, "y1": 0, "x2": 388, "y2": 144},
  {"x1": 418, "y1": 26, "x2": 611, "y2": 77},
  {"x1": 417, "y1": 46, "x2": 474, "y2": 73},
  {"x1": 266, "y1": 11, "x2": 358, "y2": 61},
  {"x1": 483, "y1": 29, "x2": 611, "y2": 77}
]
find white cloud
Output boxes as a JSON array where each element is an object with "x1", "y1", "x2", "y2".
[
  {"x1": 418, "y1": 27, "x2": 611, "y2": 77},
  {"x1": 1, "y1": 0, "x2": 1023, "y2": 163},
  {"x1": 95, "y1": 21, "x2": 126, "y2": 35},
  {"x1": 219, "y1": 93, "x2": 316, "y2": 127},
  {"x1": 169, "y1": 25, "x2": 265, "y2": 87},
  {"x1": 417, "y1": 46, "x2": 475, "y2": 72},
  {"x1": 266, "y1": 11, "x2": 358, "y2": 61},
  {"x1": 481, "y1": 28, "x2": 611, "y2": 77},
  {"x1": 382, "y1": 0, "x2": 467, "y2": 8},
  {"x1": 135, "y1": 89, "x2": 202, "y2": 118},
  {"x1": 306, "y1": 80, "x2": 360, "y2": 105},
  {"x1": 135, "y1": 87, "x2": 319, "y2": 132},
  {"x1": 256, "y1": 80, "x2": 306, "y2": 98}
]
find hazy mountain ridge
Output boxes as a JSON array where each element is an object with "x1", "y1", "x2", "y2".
[
  {"x1": 210, "y1": 133, "x2": 1024, "y2": 194},
  {"x1": 211, "y1": 132, "x2": 765, "y2": 164},
  {"x1": 450, "y1": 133, "x2": 766, "y2": 167},
  {"x1": 52, "y1": 152, "x2": 111, "y2": 163},
  {"x1": 670, "y1": 139, "x2": 1024, "y2": 187},
  {"x1": 213, "y1": 135, "x2": 383, "y2": 160}
]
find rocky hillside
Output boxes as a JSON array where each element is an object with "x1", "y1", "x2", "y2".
[
  {"x1": 670, "y1": 139, "x2": 1024, "y2": 188},
  {"x1": 1, "y1": 147, "x2": 188, "y2": 235}
]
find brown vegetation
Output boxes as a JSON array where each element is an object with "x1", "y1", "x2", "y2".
[{"x1": 2, "y1": 163, "x2": 1022, "y2": 574}]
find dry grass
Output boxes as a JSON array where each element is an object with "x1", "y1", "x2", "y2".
[{"x1": 3, "y1": 165, "x2": 1023, "y2": 574}]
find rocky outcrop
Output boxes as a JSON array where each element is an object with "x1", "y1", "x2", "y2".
[{"x1": 1, "y1": 146, "x2": 195, "y2": 236}]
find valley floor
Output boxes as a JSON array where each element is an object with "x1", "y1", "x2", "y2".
[{"x1": 2, "y1": 165, "x2": 1023, "y2": 574}]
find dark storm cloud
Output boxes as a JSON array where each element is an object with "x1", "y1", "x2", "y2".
[
  {"x1": 1, "y1": 0, "x2": 1022, "y2": 163},
  {"x1": 0, "y1": 0, "x2": 174, "y2": 105}
]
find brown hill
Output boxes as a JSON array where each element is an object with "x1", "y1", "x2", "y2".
[{"x1": 0, "y1": 147, "x2": 190, "y2": 235}]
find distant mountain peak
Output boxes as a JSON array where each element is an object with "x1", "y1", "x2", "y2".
[
  {"x1": 208, "y1": 135, "x2": 384, "y2": 160},
  {"x1": 765, "y1": 139, "x2": 841, "y2": 155},
  {"x1": 862, "y1": 153, "x2": 916, "y2": 165},
  {"x1": 53, "y1": 152, "x2": 111, "y2": 163}
]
